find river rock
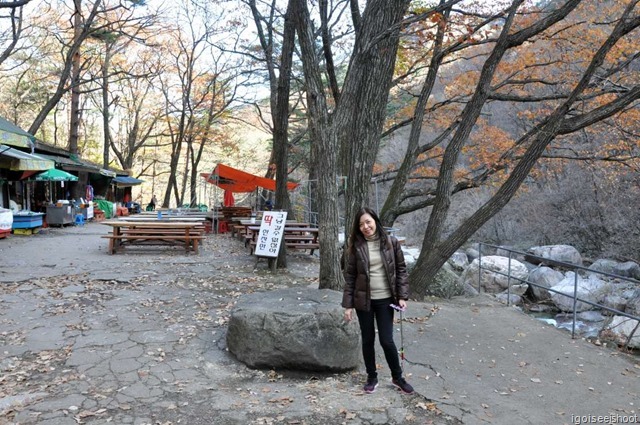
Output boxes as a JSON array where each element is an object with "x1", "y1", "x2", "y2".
[
  {"x1": 602, "y1": 295, "x2": 628, "y2": 314},
  {"x1": 495, "y1": 293, "x2": 522, "y2": 305},
  {"x1": 459, "y1": 256, "x2": 529, "y2": 293},
  {"x1": 526, "y1": 245, "x2": 582, "y2": 266},
  {"x1": 429, "y1": 262, "x2": 472, "y2": 298},
  {"x1": 226, "y1": 287, "x2": 360, "y2": 371},
  {"x1": 528, "y1": 266, "x2": 564, "y2": 301},
  {"x1": 605, "y1": 316, "x2": 640, "y2": 349},
  {"x1": 466, "y1": 247, "x2": 479, "y2": 262},
  {"x1": 549, "y1": 272, "x2": 610, "y2": 312},
  {"x1": 626, "y1": 295, "x2": 640, "y2": 316},
  {"x1": 448, "y1": 251, "x2": 469, "y2": 272},
  {"x1": 589, "y1": 259, "x2": 640, "y2": 280}
]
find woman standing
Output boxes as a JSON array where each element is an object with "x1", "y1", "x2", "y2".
[{"x1": 342, "y1": 207, "x2": 414, "y2": 394}]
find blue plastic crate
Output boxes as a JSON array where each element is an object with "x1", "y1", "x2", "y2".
[{"x1": 12, "y1": 213, "x2": 44, "y2": 229}]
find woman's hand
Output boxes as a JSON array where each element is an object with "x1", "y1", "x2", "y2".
[
  {"x1": 398, "y1": 299, "x2": 407, "y2": 310},
  {"x1": 344, "y1": 308, "x2": 354, "y2": 322}
]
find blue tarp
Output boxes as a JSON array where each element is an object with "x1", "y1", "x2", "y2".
[{"x1": 113, "y1": 176, "x2": 144, "y2": 186}]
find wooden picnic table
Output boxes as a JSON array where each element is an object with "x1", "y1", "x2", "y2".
[
  {"x1": 137, "y1": 212, "x2": 210, "y2": 218},
  {"x1": 117, "y1": 216, "x2": 206, "y2": 222},
  {"x1": 245, "y1": 225, "x2": 320, "y2": 255},
  {"x1": 101, "y1": 220, "x2": 205, "y2": 254}
]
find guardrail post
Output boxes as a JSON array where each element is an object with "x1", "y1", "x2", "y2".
[
  {"x1": 478, "y1": 243, "x2": 483, "y2": 293},
  {"x1": 507, "y1": 252, "x2": 512, "y2": 307},
  {"x1": 571, "y1": 272, "x2": 578, "y2": 339}
]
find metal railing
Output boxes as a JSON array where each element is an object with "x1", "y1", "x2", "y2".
[{"x1": 478, "y1": 243, "x2": 640, "y2": 346}]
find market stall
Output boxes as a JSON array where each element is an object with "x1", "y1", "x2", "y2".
[
  {"x1": 31, "y1": 169, "x2": 79, "y2": 227},
  {"x1": 112, "y1": 175, "x2": 144, "y2": 214}
]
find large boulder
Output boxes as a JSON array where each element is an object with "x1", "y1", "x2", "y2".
[
  {"x1": 495, "y1": 284, "x2": 528, "y2": 306},
  {"x1": 526, "y1": 245, "x2": 582, "y2": 266},
  {"x1": 605, "y1": 316, "x2": 640, "y2": 349},
  {"x1": 448, "y1": 251, "x2": 469, "y2": 272},
  {"x1": 626, "y1": 293, "x2": 640, "y2": 316},
  {"x1": 549, "y1": 272, "x2": 611, "y2": 312},
  {"x1": 226, "y1": 288, "x2": 361, "y2": 371},
  {"x1": 458, "y1": 256, "x2": 529, "y2": 293},
  {"x1": 428, "y1": 262, "x2": 476, "y2": 299},
  {"x1": 528, "y1": 266, "x2": 564, "y2": 301},
  {"x1": 589, "y1": 259, "x2": 640, "y2": 281}
]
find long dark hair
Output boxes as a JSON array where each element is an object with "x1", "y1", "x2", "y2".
[{"x1": 348, "y1": 207, "x2": 390, "y2": 254}]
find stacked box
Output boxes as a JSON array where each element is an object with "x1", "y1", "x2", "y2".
[
  {"x1": 13, "y1": 227, "x2": 41, "y2": 235},
  {"x1": 12, "y1": 213, "x2": 44, "y2": 229}
]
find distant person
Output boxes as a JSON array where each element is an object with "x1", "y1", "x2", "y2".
[
  {"x1": 342, "y1": 207, "x2": 414, "y2": 395},
  {"x1": 148, "y1": 195, "x2": 157, "y2": 211}
]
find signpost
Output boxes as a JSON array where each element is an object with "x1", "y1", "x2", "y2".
[{"x1": 254, "y1": 210, "x2": 288, "y2": 258}]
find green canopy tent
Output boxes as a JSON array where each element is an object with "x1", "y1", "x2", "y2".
[
  {"x1": 30, "y1": 169, "x2": 79, "y2": 204},
  {"x1": 32, "y1": 168, "x2": 78, "y2": 182}
]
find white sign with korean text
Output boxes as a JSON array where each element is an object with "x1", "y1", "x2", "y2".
[{"x1": 254, "y1": 211, "x2": 288, "y2": 257}]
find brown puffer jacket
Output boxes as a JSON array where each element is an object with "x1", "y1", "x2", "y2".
[{"x1": 341, "y1": 235, "x2": 409, "y2": 311}]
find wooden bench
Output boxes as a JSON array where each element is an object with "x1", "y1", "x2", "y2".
[
  {"x1": 232, "y1": 224, "x2": 250, "y2": 239},
  {"x1": 101, "y1": 234, "x2": 204, "y2": 254},
  {"x1": 121, "y1": 228, "x2": 205, "y2": 235},
  {"x1": 248, "y1": 237, "x2": 319, "y2": 255}
]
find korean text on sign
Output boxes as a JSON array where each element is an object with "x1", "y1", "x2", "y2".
[{"x1": 254, "y1": 211, "x2": 288, "y2": 257}]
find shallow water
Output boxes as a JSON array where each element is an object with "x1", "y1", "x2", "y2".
[{"x1": 529, "y1": 311, "x2": 603, "y2": 339}]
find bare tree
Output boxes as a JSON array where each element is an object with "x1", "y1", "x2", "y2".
[
  {"x1": 0, "y1": 0, "x2": 31, "y2": 8},
  {"x1": 0, "y1": 0, "x2": 28, "y2": 65},
  {"x1": 27, "y1": 0, "x2": 104, "y2": 137},
  {"x1": 89, "y1": 3, "x2": 159, "y2": 168},
  {"x1": 292, "y1": 0, "x2": 342, "y2": 288},
  {"x1": 404, "y1": 0, "x2": 640, "y2": 297},
  {"x1": 158, "y1": 1, "x2": 241, "y2": 209}
]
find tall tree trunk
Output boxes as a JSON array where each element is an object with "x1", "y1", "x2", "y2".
[
  {"x1": 102, "y1": 41, "x2": 112, "y2": 168},
  {"x1": 273, "y1": 0, "x2": 296, "y2": 269},
  {"x1": 68, "y1": 0, "x2": 82, "y2": 155},
  {"x1": 335, "y1": 0, "x2": 411, "y2": 235},
  {"x1": 293, "y1": 0, "x2": 342, "y2": 289}
]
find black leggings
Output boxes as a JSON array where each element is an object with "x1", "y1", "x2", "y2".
[{"x1": 355, "y1": 297, "x2": 403, "y2": 380}]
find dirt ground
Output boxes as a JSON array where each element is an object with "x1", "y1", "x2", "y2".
[{"x1": 0, "y1": 223, "x2": 460, "y2": 425}]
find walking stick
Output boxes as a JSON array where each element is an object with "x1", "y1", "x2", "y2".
[{"x1": 390, "y1": 303, "x2": 405, "y2": 371}]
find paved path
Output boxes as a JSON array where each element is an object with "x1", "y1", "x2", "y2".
[{"x1": 0, "y1": 223, "x2": 638, "y2": 424}]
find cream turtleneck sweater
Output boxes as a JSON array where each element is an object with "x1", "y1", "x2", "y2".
[{"x1": 366, "y1": 235, "x2": 392, "y2": 300}]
